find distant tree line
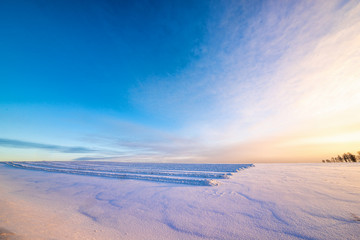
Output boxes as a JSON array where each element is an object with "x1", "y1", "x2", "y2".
[{"x1": 322, "y1": 151, "x2": 360, "y2": 163}]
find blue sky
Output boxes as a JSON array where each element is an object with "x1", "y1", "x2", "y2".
[{"x1": 1, "y1": 0, "x2": 360, "y2": 162}]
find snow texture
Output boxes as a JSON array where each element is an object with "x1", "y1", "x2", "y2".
[
  {"x1": 3, "y1": 161, "x2": 254, "y2": 186},
  {"x1": 0, "y1": 162, "x2": 359, "y2": 240}
]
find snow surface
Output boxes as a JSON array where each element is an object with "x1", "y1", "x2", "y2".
[
  {"x1": 3, "y1": 161, "x2": 254, "y2": 186},
  {"x1": 0, "y1": 162, "x2": 359, "y2": 240}
]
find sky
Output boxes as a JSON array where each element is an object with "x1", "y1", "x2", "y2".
[{"x1": 1, "y1": 0, "x2": 360, "y2": 163}]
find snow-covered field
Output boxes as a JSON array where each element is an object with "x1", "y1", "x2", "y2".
[
  {"x1": 3, "y1": 161, "x2": 253, "y2": 186},
  {"x1": 0, "y1": 162, "x2": 359, "y2": 240}
]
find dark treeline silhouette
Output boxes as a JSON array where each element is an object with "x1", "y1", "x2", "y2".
[{"x1": 322, "y1": 151, "x2": 360, "y2": 163}]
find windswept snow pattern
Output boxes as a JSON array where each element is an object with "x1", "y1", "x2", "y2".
[{"x1": 4, "y1": 161, "x2": 253, "y2": 186}]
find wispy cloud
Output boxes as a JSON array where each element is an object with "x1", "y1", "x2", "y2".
[
  {"x1": 0, "y1": 138, "x2": 95, "y2": 154},
  {"x1": 73, "y1": 156, "x2": 119, "y2": 161},
  {"x1": 129, "y1": 0, "x2": 360, "y2": 162},
  {"x1": 1, "y1": 0, "x2": 359, "y2": 163},
  {"x1": 81, "y1": 132, "x2": 211, "y2": 162}
]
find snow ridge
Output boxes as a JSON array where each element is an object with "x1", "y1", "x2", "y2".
[{"x1": 4, "y1": 161, "x2": 253, "y2": 186}]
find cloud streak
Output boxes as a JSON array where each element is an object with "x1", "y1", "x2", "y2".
[
  {"x1": 73, "y1": 156, "x2": 119, "y2": 161},
  {"x1": 1, "y1": 0, "x2": 359, "y2": 163},
  {"x1": 129, "y1": 0, "x2": 360, "y2": 162},
  {"x1": 0, "y1": 138, "x2": 95, "y2": 154}
]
